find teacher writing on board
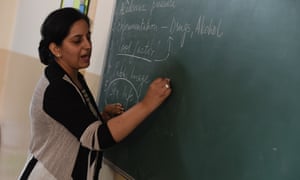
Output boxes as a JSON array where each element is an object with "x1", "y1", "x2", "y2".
[{"x1": 18, "y1": 8, "x2": 171, "y2": 180}]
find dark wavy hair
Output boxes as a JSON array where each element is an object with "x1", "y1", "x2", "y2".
[{"x1": 38, "y1": 7, "x2": 90, "y2": 65}]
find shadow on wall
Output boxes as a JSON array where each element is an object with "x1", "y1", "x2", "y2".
[{"x1": 0, "y1": 49, "x2": 44, "y2": 179}]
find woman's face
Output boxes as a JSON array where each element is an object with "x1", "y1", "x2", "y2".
[{"x1": 56, "y1": 19, "x2": 92, "y2": 74}]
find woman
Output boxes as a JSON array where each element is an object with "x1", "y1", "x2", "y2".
[{"x1": 19, "y1": 8, "x2": 171, "y2": 180}]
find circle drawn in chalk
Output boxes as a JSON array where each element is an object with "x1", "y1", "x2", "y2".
[{"x1": 105, "y1": 78, "x2": 139, "y2": 108}]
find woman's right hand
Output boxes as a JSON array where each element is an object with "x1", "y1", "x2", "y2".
[{"x1": 140, "y1": 77, "x2": 172, "y2": 111}]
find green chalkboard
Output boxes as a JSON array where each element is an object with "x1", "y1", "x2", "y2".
[{"x1": 98, "y1": 0, "x2": 300, "y2": 179}]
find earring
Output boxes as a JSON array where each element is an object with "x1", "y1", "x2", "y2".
[{"x1": 57, "y1": 54, "x2": 61, "y2": 58}]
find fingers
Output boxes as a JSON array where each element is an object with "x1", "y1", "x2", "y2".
[
  {"x1": 157, "y1": 77, "x2": 172, "y2": 95},
  {"x1": 148, "y1": 77, "x2": 172, "y2": 99},
  {"x1": 163, "y1": 78, "x2": 171, "y2": 89},
  {"x1": 114, "y1": 103, "x2": 125, "y2": 114},
  {"x1": 153, "y1": 78, "x2": 171, "y2": 88},
  {"x1": 104, "y1": 103, "x2": 125, "y2": 116}
]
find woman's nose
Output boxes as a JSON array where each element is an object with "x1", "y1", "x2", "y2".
[{"x1": 83, "y1": 37, "x2": 92, "y2": 49}]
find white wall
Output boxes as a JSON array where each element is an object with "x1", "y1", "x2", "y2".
[
  {"x1": 11, "y1": 0, "x2": 116, "y2": 77},
  {"x1": 0, "y1": 0, "x2": 18, "y2": 49},
  {"x1": 11, "y1": 0, "x2": 60, "y2": 58}
]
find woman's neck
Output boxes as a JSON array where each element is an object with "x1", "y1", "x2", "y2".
[{"x1": 56, "y1": 60, "x2": 83, "y2": 89}]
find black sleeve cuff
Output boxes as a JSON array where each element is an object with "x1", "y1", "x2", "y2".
[{"x1": 98, "y1": 123, "x2": 116, "y2": 149}]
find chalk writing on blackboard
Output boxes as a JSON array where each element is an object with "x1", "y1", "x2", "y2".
[
  {"x1": 117, "y1": 37, "x2": 173, "y2": 63},
  {"x1": 104, "y1": 63, "x2": 150, "y2": 108},
  {"x1": 104, "y1": 0, "x2": 224, "y2": 107},
  {"x1": 115, "y1": 15, "x2": 223, "y2": 62}
]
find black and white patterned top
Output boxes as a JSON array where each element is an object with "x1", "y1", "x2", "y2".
[{"x1": 19, "y1": 61, "x2": 116, "y2": 180}]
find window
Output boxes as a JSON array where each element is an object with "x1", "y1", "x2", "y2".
[{"x1": 60, "y1": 0, "x2": 90, "y2": 15}]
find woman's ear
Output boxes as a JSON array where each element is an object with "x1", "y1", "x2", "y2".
[{"x1": 49, "y1": 43, "x2": 62, "y2": 58}]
